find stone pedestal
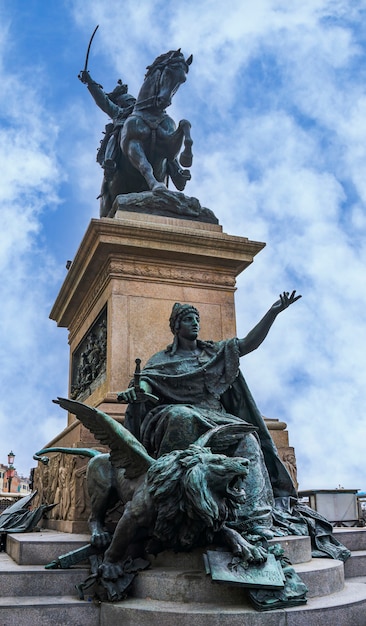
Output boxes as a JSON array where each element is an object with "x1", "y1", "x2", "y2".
[
  {"x1": 34, "y1": 208, "x2": 297, "y2": 531},
  {"x1": 50, "y1": 212, "x2": 265, "y2": 420},
  {"x1": 266, "y1": 418, "x2": 298, "y2": 490}
]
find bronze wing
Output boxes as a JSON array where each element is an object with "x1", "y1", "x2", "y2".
[
  {"x1": 53, "y1": 397, "x2": 153, "y2": 479},
  {"x1": 195, "y1": 423, "x2": 258, "y2": 454}
]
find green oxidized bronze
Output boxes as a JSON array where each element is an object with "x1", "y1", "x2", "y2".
[
  {"x1": 36, "y1": 292, "x2": 350, "y2": 608},
  {"x1": 79, "y1": 43, "x2": 194, "y2": 218}
]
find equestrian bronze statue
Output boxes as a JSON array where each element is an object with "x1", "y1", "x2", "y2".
[{"x1": 79, "y1": 48, "x2": 193, "y2": 217}]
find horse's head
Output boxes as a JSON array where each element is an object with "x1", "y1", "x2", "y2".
[{"x1": 136, "y1": 49, "x2": 192, "y2": 111}]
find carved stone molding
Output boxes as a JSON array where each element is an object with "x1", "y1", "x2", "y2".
[
  {"x1": 109, "y1": 258, "x2": 235, "y2": 288},
  {"x1": 50, "y1": 218, "x2": 265, "y2": 330}
]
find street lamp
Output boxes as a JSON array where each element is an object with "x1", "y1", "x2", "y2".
[{"x1": 7, "y1": 451, "x2": 15, "y2": 493}]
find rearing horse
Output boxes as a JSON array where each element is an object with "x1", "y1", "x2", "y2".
[{"x1": 100, "y1": 50, "x2": 193, "y2": 217}]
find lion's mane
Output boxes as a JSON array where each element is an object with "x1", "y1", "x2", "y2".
[{"x1": 145, "y1": 445, "x2": 239, "y2": 550}]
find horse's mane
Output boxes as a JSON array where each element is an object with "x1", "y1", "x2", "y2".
[{"x1": 145, "y1": 49, "x2": 187, "y2": 78}]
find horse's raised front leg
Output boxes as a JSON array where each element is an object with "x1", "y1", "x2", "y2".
[
  {"x1": 127, "y1": 139, "x2": 165, "y2": 191},
  {"x1": 178, "y1": 119, "x2": 193, "y2": 168}
]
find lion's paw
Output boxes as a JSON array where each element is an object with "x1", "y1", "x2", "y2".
[
  {"x1": 247, "y1": 544, "x2": 268, "y2": 564},
  {"x1": 90, "y1": 529, "x2": 112, "y2": 550},
  {"x1": 232, "y1": 535, "x2": 268, "y2": 564}
]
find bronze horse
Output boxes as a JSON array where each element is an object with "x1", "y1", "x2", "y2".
[{"x1": 99, "y1": 50, "x2": 193, "y2": 217}]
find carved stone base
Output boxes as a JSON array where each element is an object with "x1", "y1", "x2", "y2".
[
  {"x1": 33, "y1": 452, "x2": 90, "y2": 533},
  {"x1": 49, "y1": 211, "x2": 265, "y2": 421}
]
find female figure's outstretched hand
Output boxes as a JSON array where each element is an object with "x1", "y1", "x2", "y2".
[{"x1": 271, "y1": 290, "x2": 302, "y2": 314}]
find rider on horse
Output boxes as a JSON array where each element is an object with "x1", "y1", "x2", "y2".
[
  {"x1": 79, "y1": 70, "x2": 136, "y2": 181},
  {"x1": 79, "y1": 50, "x2": 193, "y2": 216}
]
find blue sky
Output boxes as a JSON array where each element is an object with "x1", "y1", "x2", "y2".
[{"x1": 0, "y1": 0, "x2": 365, "y2": 490}]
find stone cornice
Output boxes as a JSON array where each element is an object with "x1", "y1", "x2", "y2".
[{"x1": 50, "y1": 216, "x2": 265, "y2": 329}]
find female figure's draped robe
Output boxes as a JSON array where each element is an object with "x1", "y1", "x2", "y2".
[
  {"x1": 125, "y1": 337, "x2": 296, "y2": 533},
  {"x1": 124, "y1": 337, "x2": 350, "y2": 560}
]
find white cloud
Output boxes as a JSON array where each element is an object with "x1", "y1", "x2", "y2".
[
  {"x1": 0, "y1": 21, "x2": 68, "y2": 475},
  {"x1": 1, "y1": 0, "x2": 365, "y2": 491}
]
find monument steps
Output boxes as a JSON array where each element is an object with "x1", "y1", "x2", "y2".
[
  {"x1": 332, "y1": 527, "x2": 366, "y2": 578},
  {"x1": 334, "y1": 527, "x2": 366, "y2": 551},
  {"x1": 344, "y1": 549, "x2": 366, "y2": 578},
  {"x1": 0, "y1": 595, "x2": 100, "y2": 626},
  {"x1": 99, "y1": 585, "x2": 366, "y2": 626},
  {"x1": 2, "y1": 529, "x2": 366, "y2": 625},
  {"x1": 131, "y1": 557, "x2": 344, "y2": 601},
  {"x1": 6, "y1": 531, "x2": 90, "y2": 566},
  {"x1": 349, "y1": 574, "x2": 366, "y2": 585},
  {"x1": 0, "y1": 552, "x2": 88, "y2": 596}
]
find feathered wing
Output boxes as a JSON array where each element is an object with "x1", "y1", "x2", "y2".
[
  {"x1": 195, "y1": 423, "x2": 258, "y2": 453},
  {"x1": 53, "y1": 397, "x2": 153, "y2": 479}
]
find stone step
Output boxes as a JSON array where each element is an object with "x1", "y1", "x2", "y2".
[
  {"x1": 0, "y1": 553, "x2": 89, "y2": 597},
  {"x1": 99, "y1": 581, "x2": 366, "y2": 626},
  {"x1": 269, "y1": 534, "x2": 312, "y2": 564},
  {"x1": 132, "y1": 557, "x2": 344, "y2": 603},
  {"x1": 151, "y1": 535, "x2": 311, "y2": 571},
  {"x1": 294, "y1": 558, "x2": 344, "y2": 597},
  {"x1": 333, "y1": 527, "x2": 366, "y2": 551},
  {"x1": 349, "y1": 574, "x2": 366, "y2": 584},
  {"x1": 7, "y1": 530, "x2": 90, "y2": 565},
  {"x1": 0, "y1": 595, "x2": 99, "y2": 626},
  {"x1": 8, "y1": 526, "x2": 361, "y2": 566},
  {"x1": 344, "y1": 549, "x2": 366, "y2": 578},
  {"x1": 7, "y1": 530, "x2": 311, "y2": 567},
  {"x1": 2, "y1": 532, "x2": 366, "y2": 626}
]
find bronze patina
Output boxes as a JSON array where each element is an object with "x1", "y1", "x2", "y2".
[{"x1": 79, "y1": 40, "x2": 194, "y2": 217}]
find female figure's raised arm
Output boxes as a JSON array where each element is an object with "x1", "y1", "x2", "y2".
[{"x1": 238, "y1": 291, "x2": 301, "y2": 357}]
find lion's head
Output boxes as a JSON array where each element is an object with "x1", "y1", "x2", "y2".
[{"x1": 145, "y1": 445, "x2": 250, "y2": 551}]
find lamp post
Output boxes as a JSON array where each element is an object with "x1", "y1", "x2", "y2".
[{"x1": 7, "y1": 451, "x2": 15, "y2": 493}]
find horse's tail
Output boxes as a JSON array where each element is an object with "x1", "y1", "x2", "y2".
[{"x1": 33, "y1": 447, "x2": 102, "y2": 465}]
